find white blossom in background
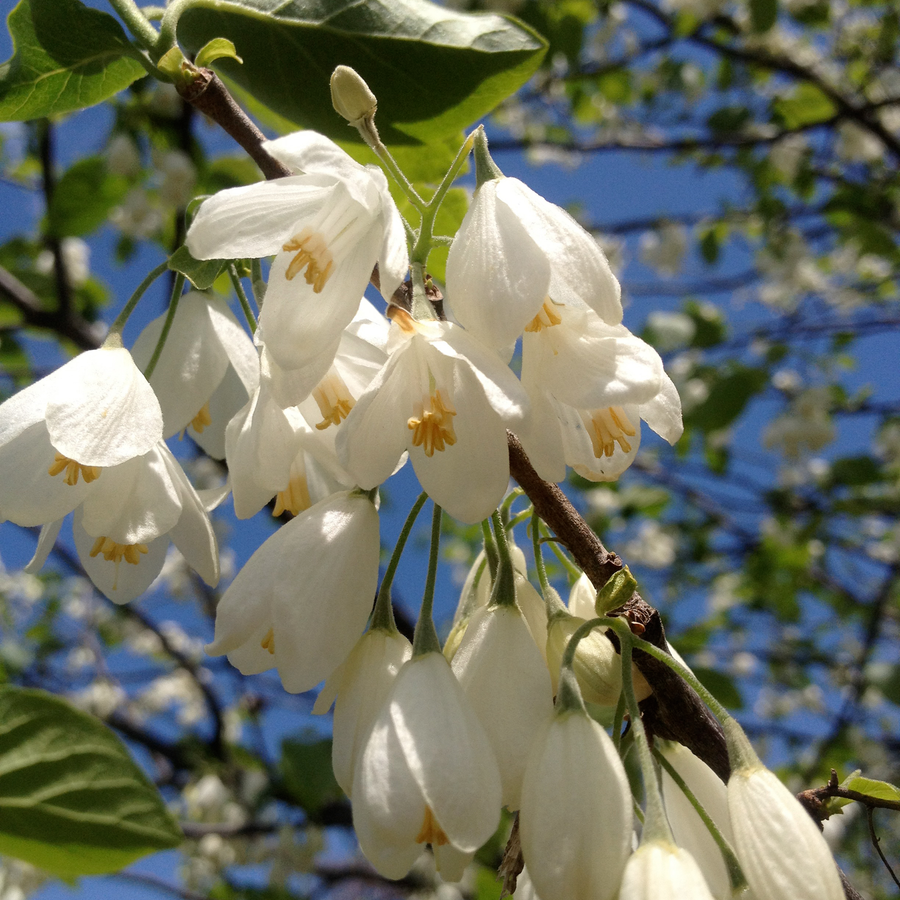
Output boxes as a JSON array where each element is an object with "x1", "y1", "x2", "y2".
[
  {"x1": 206, "y1": 491, "x2": 379, "y2": 693},
  {"x1": 105, "y1": 133, "x2": 142, "y2": 177},
  {"x1": 352, "y1": 651, "x2": 502, "y2": 882},
  {"x1": 0, "y1": 345, "x2": 163, "y2": 527},
  {"x1": 35, "y1": 237, "x2": 91, "y2": 287},
  {"x1": 622, "y1": 520, "x2": 677, "y2": 569},
  {"x1": 770, "y1": 133, "x2": 809, "y2": 182},
  {"x1": 646, "y1": 310, "x2": 696, "y2": 352},
  {"x1": 446, "y1": 174, "x2": 621, "y2": 349},
  {"x1": 337, "y1": 308, "x2": 529, "y2": 524},
  {"x1": 640, "y1": 224, "x2": 688, "y2": 276},
  {"x1": 155, "y1": 148, "x2": 197, "y2": 207},
  {"x1": 111, "y1": 187, "x2": 163, "y2": 238},
  {"x1": 186, "y1": 131, "x2": 408, "y2": 369},
  {"x1": 763, "y1": 387, "x2": 835, "y2": 458},
  {"x1": 132, "y1": 291, "x2": 258, "y2": 460}
]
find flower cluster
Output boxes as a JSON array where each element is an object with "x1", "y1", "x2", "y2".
[{"x1": 0, "y1": 87, "x2": 842, "y2": 897}]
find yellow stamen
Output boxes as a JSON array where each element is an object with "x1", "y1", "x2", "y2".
[
  {"x1": 48, "y1": 452, "x2": 101, "y2": 486},
  {"x1": 89, "y1": 536, "x2": 149, "y2": 591},
  {"x1": 282, "y1": 226, "x2": 335, "y2": 292},
  {"x1": 260, "y1": 628, "x2": 275, "y2": 655},
  {"x1": 387, "y1": 306, "x2": 418, "y2": 334},
  {"x1": 408, "y1": 390, "x2": 457, "y2": 457},
  {"x1": 584, "y1": 406, "x2": 637, "y2": 458},
  {"x1": 415, "y1": 806, "x2": 450, "y2": 847},
  {"x1": 312, "y1": 372, "x2": 355, "y2": 430},
  {"x1": 273, "y1": 471, "x2": 311, "y2": 516},
  {"x1": 190, "y1": 401, "x2": 212, "y2": 434},
  {"x1": 524, "y1": 298, "x2": 563, "y2": 333}
]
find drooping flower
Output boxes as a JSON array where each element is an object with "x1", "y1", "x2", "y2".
[
  {"x1": 0, "y1": 344, "x2": 163, "y2": 527},
  {"x1": 726, "y1": 720, "x2": 843, "y2": 900},
  {"x1": 519, "y1": 302, "x2": 683, "y2": 482},
  {"x1": 337, "y1": 309, "x2": 529, "y2": 524},
  {"x1": 451, "y1": 603, "x2": 553, "y2": 810},
  {"x1": 446, "y1": 174, "x2": 622, "y2": 350},
  {"x1": 618, "y1": 840, "x2": 717, "y2": 900},
  {"x1": 352, "y1": 650, "x2": 502, "y2": 882},
  {"x1": 131, "y1": 290, "x2": 258, "y2": 459},
  {"x1": 28, "y1": 441, "x2": 219, "y2": 604},
  {"x1": 518, "y1": 702, "x2": 632, "y2": 900},
  {"x1": 206, "y1": 491, "x2": 380, "y2": 693},
  {"x1": 313, "y1": 626, "x2": 412, "y2": 797},
  {"x1": 660, "y1": 741, "x2": 735, "y2": 900},
  {"x1": 186, "y1": 131, "x2": 408, "y2": 369}
]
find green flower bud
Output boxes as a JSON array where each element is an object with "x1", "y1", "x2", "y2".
[{"x1": 330, "y1": 65, "x2": 377, "y2": 125}]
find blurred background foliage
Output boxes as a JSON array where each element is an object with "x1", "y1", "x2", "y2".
[{"x1": 0, "y1": 0, "x2": 898, "y2": 897}]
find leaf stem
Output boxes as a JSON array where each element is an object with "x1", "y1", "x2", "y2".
[
  {"x1": 412, "y1": 503, "x2": 443, "y2": 657},
  {"x1": 108, "y1": 260, "x2": 170, "y2": 336},
  {"x1": 228, "y1": 264, "x2": 257, "y2": 332},
  {"x1": 107, "y1": 0, "x2": 160, "y2": 51},
  {"x1": 372, "y1": 493, "x2": 428, "y2": 632},
  {"x1": 143, "y1": 272, "x2": 186, "y2": 380},
  {"x1": 157, "y1": 0, "x2": 193, "y2": 57}
]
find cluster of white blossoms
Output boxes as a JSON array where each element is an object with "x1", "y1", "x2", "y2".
[{"x1": 0, "y1": 66, "x2": 846, "y2": 899}]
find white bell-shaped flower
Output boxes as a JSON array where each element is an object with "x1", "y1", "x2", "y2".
[
  {"x1": 618, "y1": 840, "x2": 717, "y2": 900},
  {"x1": 519, "y1": 704, "x2": 632, "y2": 900},
  {"x1": 446, "y1": 176, "x2": 622, "y2": 349},
  {"x1": 0, "y1": 345, "x2": 163, "y2": 526},
  {"x1": 352, "y1": 651, "x2": 502, "y2": 882},
  {"x1": 132, "y1": 291, "x2": 257, "y2": 460},
  {"x1": 186, "y1": 132, "x2": 408, "y2": 369},
  {"x1": 206, "y1": 491, "x2": 380, "y2": 693},
  {"x1": 313, "y1": 627, "x2": 412, "y2": 797},
  {"x1": 660, "y1": 741, "x2": 735, "y2": 900},
  {"x1": 727, "y1": 756, "x2": 843, "y2": 900},
  {"x1": 27, "y1": 441, "x2": 219, "y2": 603},
  {"x1": 337, "y1": 309, "x2": 528, "y2": 524},
  {"x1": 520, "y1": 302, "x2": 683, "y2": 482},
  {"x1": 451, "y1": 603, "x2": 553, "y2": 809}
]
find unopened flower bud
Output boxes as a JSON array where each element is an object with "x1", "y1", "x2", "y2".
[
  {"x1": 546, "y1": 612, "x2": 622, "y2": 706},
  {"x1": 330, "y1": 65, "x2": 377, "y2": 126}
]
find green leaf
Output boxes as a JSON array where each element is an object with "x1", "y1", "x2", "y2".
[
  {"x1": 844, "y1": 775, "x2": 900, "y2": 804},
  {"x1": 750, "y1": 0, "x2": 778, "y2": 32},
  {"x1": 772, "y1": 83, "x2": 836, "y2": 129},
  {"x1": 0, "y1": 0, "x2": 146, "y2": 122},
  {"x1": 168, "y1": 244, "x2": 229, "y2": 290},
  {"x1": 691, "y1": 667, "x2": 743, "y2": 709},
  {"x1": 829, "y1": 456, "x2": 882, "y2": 487},
  {"x1": 688, "y1": 366, "x2": 768, "y2": 431},
  {"x1": 176, "y1": 0, "x2": 546, "y2": 145},
  {"x1": 45, "y1": 157, "x2": 129, "y2": 238},
  {"x1": 280, "y1": 734, "x2": 342, "y2": 816},
  {"x1": 195, "y1": 37, "x2": 243, "y2": 69},
  {"x1": 0, "y1": 686, "x2": 182, "y2": 876}
]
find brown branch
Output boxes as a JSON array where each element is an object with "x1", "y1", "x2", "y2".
[
  {"x1": 176, "y1": 68, "x2": 292, "y2": 180},
  {"x1": 507, "y1": 431, "x2": 731, "y2": 781},
  {"x1": 0, "y1": 264, "x2": 99, "y2": 350}
]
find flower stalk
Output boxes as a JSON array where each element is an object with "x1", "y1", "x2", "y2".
[{"x1": 412, "y1": 502, "x2": 443, "y2": 657}]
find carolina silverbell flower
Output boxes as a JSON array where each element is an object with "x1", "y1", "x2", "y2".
[
  {"x1": 206, "y1": 490, "x2": 380, "y2": 693},
  {"x1": 0, "y1": 343, "x2": 163, "y2": 527},
  {"x1": 313, "y1": 626, "x2": 412, "y2": 797},
  {"x1": 186, "y1": 131, "x2": 408, "y2": 369},
  {"x1": 725, "y1": 719, "x2": 843, "y2": 900},
  {"x1": 519, "y1": 302, "x2": 683, "y2": 482},
  {"x1": 352, "y1": 650, "x2": 502, "y2": 882},
  {"x1": 618, "y1": 840, "x2": 717, "y2": 900},
  {"x1": 131, "y1": 291, "x2": 258, "y2": 460},
  {"x1": 518, "y1": 697, "x2": 633, "y2": 900},
  {"x1": 337, "y1": 308, "x2": 529, "y2": 524},
  {"x1": 27, "y1": 441, "x2": 219, "y2": 604},
  {"x1": 451, "y1": 603, "x2": 554, "y2": 810},
  {"x1": 660, "y1": 741, "x2": 736, "y2": 900},
  {"x1": 446, "y1": 158, "x2": 622, "y2": 350}
]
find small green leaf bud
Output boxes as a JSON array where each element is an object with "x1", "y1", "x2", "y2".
[{"x1": 330, "y1": 65, "x2": 378, "y2": 126}]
